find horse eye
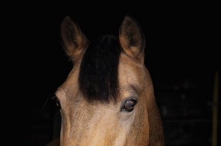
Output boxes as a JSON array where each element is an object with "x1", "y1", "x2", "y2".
[
  {"x1": 121, "y1": 98, "x2": 137, "y2": 112},
  {"x1": 52, "y1": 96, "x2": 60, "y2": 107},
  {"x1": 55, "y1": 98, "x2": 61, "y2": 107}
]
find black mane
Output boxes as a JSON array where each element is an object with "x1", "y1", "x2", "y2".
[{"x1": 79, "y1": 35, "x2": 121, "y2": 103}]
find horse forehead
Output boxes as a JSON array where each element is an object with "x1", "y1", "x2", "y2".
[
  {"x1": 118, "y1": 53, "x2": 145, "y2": 84},
  {"x1": 58, "y1": 52, "x2": 145, "y2": 100}
]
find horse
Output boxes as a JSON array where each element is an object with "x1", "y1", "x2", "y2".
[{"x1": 52, "y1": 15, "x2": 164, "y2": 146}]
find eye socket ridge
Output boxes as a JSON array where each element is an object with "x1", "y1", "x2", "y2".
[{"x1": 121, "y1": 97, "x2": 138, "y2": 112}]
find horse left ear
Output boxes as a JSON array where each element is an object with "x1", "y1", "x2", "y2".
[
  {"x1": 60, "y1": 16, "x2": 88, "y2": 61},
  {"x1": 119, "y1": 15, "x2": 145, "y2": 63}
]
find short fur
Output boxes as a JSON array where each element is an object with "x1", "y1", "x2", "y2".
[{"x1": 52, "y1": 15, "x2": 165, "y2": 146}]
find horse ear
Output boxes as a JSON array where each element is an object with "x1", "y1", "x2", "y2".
[
  {"x1": 119, "y1": 15, "x2": 145, "y2": 63},
  {"x1": 60, "y1": 16, "x2": 88, "y2": 60}
]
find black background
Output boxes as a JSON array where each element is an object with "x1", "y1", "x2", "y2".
[{"x1": 6, "y1": 1, "x2": 220, "y2": 146}]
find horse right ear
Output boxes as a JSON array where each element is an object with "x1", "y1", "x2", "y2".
[
  {"x1": 60, "y1": 16, "x2": 88, "y2": 61},
  {"x1": 119, "y1": 15, "x2": 145, "y2": 64}
]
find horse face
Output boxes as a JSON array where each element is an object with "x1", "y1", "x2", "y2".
[{"x1": 55, "y1": 15, "x2": 164, "y2": 146}]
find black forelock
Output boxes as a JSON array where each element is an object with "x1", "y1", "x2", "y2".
[{"x1": 79, "y1": 35, "x2": 121, "y2": 103}]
